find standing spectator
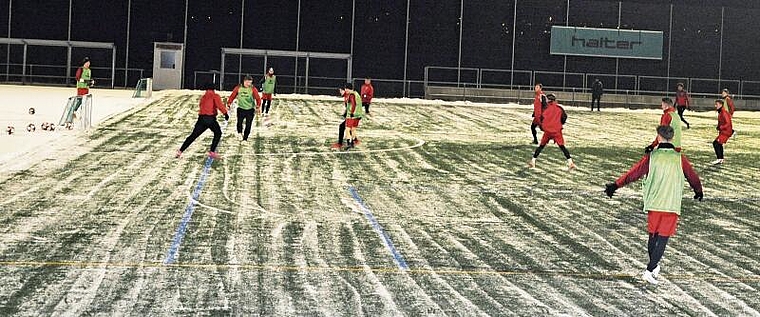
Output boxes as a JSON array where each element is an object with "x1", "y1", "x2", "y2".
[{"x1": 591, "y1": 78, "x2": 603, "y2": 111}]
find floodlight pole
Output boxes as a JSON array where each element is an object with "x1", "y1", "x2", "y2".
[
  {"x1": 666, "y1": 4, "x2": 673, "y2": 86},
  {"x1": 510, "y1": 0, "x2": 517, "y2": 88},
  {"x1": 6, "y1": 0, "x2": 11, "y2": 82},
  {"x1": 402, "y1": 0, "x2": 410, "y2": 97},
  {"x1": 125, "y1": 0, "x2": 131, "y2": 87},
  {"x1": 66, "y1": 0, "x2": 72, "y2": 84},
  {"x1": 182, "y1": 0, "x2": 188, "y2": 88},
  {"x1": 350, "y1": 0, "x2": 355, "y2": 82},
  {"x1": 718, "y1": 6, "x2": 724, "y2": 88},
  {"x1": 563, "y1": 0, "x2": 569, "y2": 90},
  {"x1": 615, "y1": 1, "x2": 621, "y2": 91},
  {"x1": 457, "y1": 0, "x2": 463, "y2": 87},
  {"x1": 239, "y1": 0, "x2": 244, "y2": 78},
  {"x1": 294, "y1": 0, "x2": 301, "y2": 93}
]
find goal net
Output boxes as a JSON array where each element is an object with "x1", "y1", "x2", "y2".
[
  {"x1": 58, "y1": 94, "x2": 93, "y2": 130},
  {"x1": 220, "y1": 48, "x2": 352, "y2": 95},
  {"x1": 133, "y1": 78, "x2": 153, "y2": 98}
]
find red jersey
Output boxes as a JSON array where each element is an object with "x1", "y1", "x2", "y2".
[
  {"x1": 717, "y1": 106, "x2": 733, "y2": 136},
  {"x1": 198, "y1": 90, "x2": 228, "y2": 116},
  {"x1": 539, "y1": 101, "x2": 565, "y2": 133},
  {"x1": 675, "y1": 90, "x2": 690, "y2": 107},
  {"x1": 360, "y1": 83, "x2": 374, "y2": 103}
]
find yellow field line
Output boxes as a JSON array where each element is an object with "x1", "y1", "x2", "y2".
[{"x1": 0, "y1": 260, "x2": 757, "y2": 283}]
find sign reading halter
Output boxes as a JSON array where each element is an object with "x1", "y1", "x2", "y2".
[{"x1": 550, "y1": 26, "x2": 664, "y2": 60}]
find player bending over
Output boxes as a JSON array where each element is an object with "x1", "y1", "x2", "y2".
[
  {"x1": 605, "y1": 125, "x2": 703, "y2": 285},
  {"x1": 176, "y1": 82, "x2": 229, "y2": 159},
  {"x1": 529, "y1": 93, "x2": 576, "y2": 171}
]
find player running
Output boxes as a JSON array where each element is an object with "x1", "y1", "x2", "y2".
[
  {"x1": 605, "y1": 125, "x2": 703, "y2": 285},
  {"x1": 227, "y1": 75, "x2": 262, "y2": 142},
  {"x1": 674, "y1": 83, "x2": 691, "y2": 129},
  {"x1": 361, "y1": 78, "x2": 375, "y2": 116},
  {"x1": 531, "y1": 83, "x2": 547, "y2": 144},
  {"x1": 176, "y1": 82, "x2": 229, "y2": 160},
  {"x1": 260, "y1": 67, "x2": 277, "y2": 116},
  {"x1": 645, "y1": 98, "x2": 682, "y2": 153},
  {"x1": 529, "y1": 93, "x2": 576, "y2": 171},
  {"x1": 711, "y1": 99, "x2": 733, "y2": 165}
]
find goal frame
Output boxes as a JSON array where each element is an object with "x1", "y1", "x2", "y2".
[{"x1": 220, "y1": 48, "x2": 352, "y2": 93}]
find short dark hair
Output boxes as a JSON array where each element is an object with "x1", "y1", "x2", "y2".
[
  {"x1": 661, "y1": 97, "x2": 674, "y2": 105},
  {"x1": 676, "y1": 82, "x2": 684, "y2": 88},
  {"x1": 244, "y1": 75, "x2": 253, "y2": 81},
  {"x1": 715, "y1": 99, "x2": 725, "y2": 105},
  {"x1": 657, "y1": 125, "x2": 674, "y2": 141},
  {"x1": 344, "y1": 82, "x2": 354, "y2": 90},
  {"x1": 546, "y1": 93, "x2": 556, "y2": 101},
  {"x1": 722, "y1": 88, "x2": 730, "y2": 94},
  {"x1": 535, "y1": 83, "x2": 542, "y2": 88},
  {"x1": 81, "y1": 57, "x2": 90, "y2": 65}
]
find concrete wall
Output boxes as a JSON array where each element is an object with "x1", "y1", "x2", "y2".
[{"x1": 425, "y1": 86, "x2": 760, "y2": 111}]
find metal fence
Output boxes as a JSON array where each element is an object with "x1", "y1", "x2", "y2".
[
  {"x1": 1, "y1": 63, "x2": 145, "y2": 88},
  {"x1": 424, "y1": 66, "x2": 760, "y2": 99}
]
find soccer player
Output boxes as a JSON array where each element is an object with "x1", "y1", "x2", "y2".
[
  {"x1": 604, "y1": 125, "x2": 703, "y2": 285},
  {"x1": 720, "y1": 88, "x2": 736, "y2": 115},
  {"x1": 176, "y1": 82, "x2": 229, "y2": 160},
  {"x1": 531, "y1": 83, "x2": 547, "y2": 144},
  {"x1": 361, "y1": 78, "x2": 374, "y2": 115},
  {"x1": 227, "y1": 75, "x2": 262, "y2": 142},
  {"x1": 343, "y1": 83, "x2": 364, "y2": 148},
  {"x1": 330, "y1": 86, "x2": 352, "y2": 150},
  {"x1": 63, "y1": 57, "x2": 94, "y2": 124},
  {"x1": 529, "y1": 93, "x2": 576, "y2": 170},
  {"x1": 645, "y1": 98, "x2": 682, "y2": 153},
  {"x1": 674, "y1": 83, "x2": 691, "y2": 129},
  {"x1": 260, "y1": 67, "x2": 277, "y2": 115},
  {"x1": 591, "y1": 78, "x2": 603, "y2": 111},
  {"x1": 711, "y1": 99, "x2": 733, "y2": 165}
]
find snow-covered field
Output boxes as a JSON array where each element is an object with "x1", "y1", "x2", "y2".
[{"x1": 0, "y1": 86, "x2": 759, "y2": 316}]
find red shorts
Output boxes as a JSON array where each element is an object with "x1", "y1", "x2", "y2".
[
  {"x1": 262, "y1": 93, "x2": 273, "y2": 100},
  {"x1": 540, "y1": 131, "x2": 564, "y2": 146},
  {"x1": 647, "y1": 211, "x2": 679, "y2": 237},
  {"x1": 716, "y1": 133, "x2": 731, "y2": 144},
  {"x1": 346, "y1": 118, "x2": 360, "y2": 128},
  {"x1": 77, "y1": 88, "x2": 89, "y2": 96}
]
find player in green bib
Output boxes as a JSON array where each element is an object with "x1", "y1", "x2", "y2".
[
  {"x1": 260, "y1": 68, "x2": 276, "y2": 115},
  {"x1": 227, "y1": 75, "x2": 262, "y2": 142},
  {"x1": 605, "y1": 125, "x2": 703, "y2": 285}
]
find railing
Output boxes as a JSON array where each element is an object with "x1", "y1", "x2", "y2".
[
  {"x1": 1, "y1": 63, "x2": 145, "y2": 88},
  {"x1": 424, "y1": 66, "x2": 760, "y2": 100}
]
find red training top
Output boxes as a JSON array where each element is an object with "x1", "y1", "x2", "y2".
[
  {"x1": 724, "y1": 96, "x2": 736, "y2": 115},
  {"x1": 717, "y1": 106, "x2": 733, "y2": 136},
  {"x1": 227, "y1": 85, "x2": 262, "y2": 108},
  {"x1": 361, "y1": 83, "x2": 374, "y2": 103},
  {"x1": 539, "y1": 101, "x2": 564, "y2": 133},
  {"x1": 675, "y1": 90, "x2": 690, "y2": 107},
  {"x1": 614, "y1": 145, "x2": 702, "y2": 193},
  {"x1": 650, "y1": 107, "x2": 676, "y2": 149},
  {"x1": 198, "y1": 90, "x2": 228, "y2": 116}
]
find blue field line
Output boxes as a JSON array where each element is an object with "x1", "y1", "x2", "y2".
[
  {"x1": 348, "y1": 186, "x2": 409, "y2": 270},
  {"x1": 163, "y1": 120, "x2": 228, "y2": 265}
]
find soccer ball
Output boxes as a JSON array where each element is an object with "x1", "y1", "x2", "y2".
[
  {"x1": 48, "y1": 123, "x2": 56, "y2": 131},
  {"x1": 41, "y1": 122, "x2": 49, "y2": 131},
  {"x1": 65, "y1": 122, "x2": 74, "y2": 130},
  {"x1": 29, "y1": 107, "x2": 36, "y2": 115},
  {"x1": 6, "y1": 126, "x2": 14, "y2": 135},
  {"x1": 26, "y1": 123, "x2": 36, "y2": 132}
]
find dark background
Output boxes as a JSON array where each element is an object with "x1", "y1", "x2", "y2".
[{"x1": 1, "y1": 0, "x2": 759, "y2": 96}]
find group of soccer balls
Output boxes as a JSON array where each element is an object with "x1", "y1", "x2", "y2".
[{"x1": 5, "y1": 108, "x2": 73, "y2": 135}]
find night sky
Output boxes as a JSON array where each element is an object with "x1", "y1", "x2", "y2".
[{"x1": 1, "y1": 0, "x2": 759, "y2": 95}]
